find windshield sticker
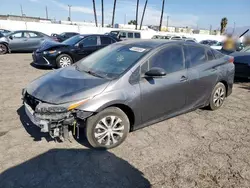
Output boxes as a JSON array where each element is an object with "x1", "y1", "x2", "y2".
[{"x1": 129, "y1": 47, "x2": 146, "y2": 52}]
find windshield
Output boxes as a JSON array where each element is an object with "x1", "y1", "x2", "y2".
[
  {"x1": 62, "y1": 35, "x2": 82, "y2": 45},
  {"x1": 241, "y1": 46, "x2": 250, "y2": 52},
  {"x1": 76, "y1": 44, "x2": 150, "y2": 79},
  {"x1": 110, "y1": 31, "x2": 119, "y2": 37}
]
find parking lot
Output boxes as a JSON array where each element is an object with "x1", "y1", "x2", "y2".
[{"x1": 0, "y1": 53, "x2": 250, "y2": 188}]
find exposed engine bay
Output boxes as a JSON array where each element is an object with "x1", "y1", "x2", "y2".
[{"x1": 22, "y1": 91, "x2": 93, "y2": 140}]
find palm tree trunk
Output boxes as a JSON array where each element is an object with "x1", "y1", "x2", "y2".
[
  {"x1": 159, "y1": 0, "x2": 165, "y2": 31},
  {"x1": 92, "y1": 0, "x2": 98, "y2": 27},
  {"x1": 101, "y1": 0, "x2": 104, "y2": 27},
  {"x1": 135, "y1": 0, "x2": 139, "y2": 30},
  {"x1": 140, "y1": 0, "x2": 148, "y2": 30},
  {"x1": 111, "y1": 0, "x2": 117, "y2": 28}
]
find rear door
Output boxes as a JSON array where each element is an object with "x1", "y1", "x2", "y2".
[
  {"x1": 75, "y1": 36, "x2": 98, "y2": 61},
  {"x1": 24, "y1": 31, "x2": 44, "y2": 51},
  {"x1": 184, "y1": 44, "x2": 219, "y2": 109}
]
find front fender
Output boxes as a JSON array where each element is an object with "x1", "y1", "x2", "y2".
[{"x1": 76, "y1": 90, "x2": 128, "y2": 112}]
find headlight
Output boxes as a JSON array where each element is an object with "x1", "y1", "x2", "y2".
[
  {"x1": 43, "y1": 50, "x2": 57, "y2": 55},
  {"x1": 68, "y1": 98, "x2": 90, "y2": 111}
]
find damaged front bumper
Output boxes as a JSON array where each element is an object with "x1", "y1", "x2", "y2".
[{"x1": 23, "y1": 91, "x2": 93, "y2": 140}]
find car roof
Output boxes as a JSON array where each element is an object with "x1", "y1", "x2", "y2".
[{"x1": 116, "y1": 39, "x2": 203, "y2": 48}]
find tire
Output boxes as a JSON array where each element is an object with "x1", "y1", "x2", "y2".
[
  {"x1": 208, "y1": 82, "x2": 226, "y2": 110},
  {"x1": 85, "y1": 107, "x2": 130, "y2": 149},
  {"x1": 56, "y1": 54, "x2": 73, "y2": 68},
  {"x1": 0, "y1": 43, "x2": 8, "y2": 55}
]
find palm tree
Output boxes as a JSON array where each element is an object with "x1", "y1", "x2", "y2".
[
  {"x1": 140, "y1": 0, "x2": 148, "y2": 30},
  {"x1": 92, "y1": 0, "x2": 98, "y2": 27},
  {"x1": 159, "y1": 0, "x2": 165, "y2": 31},
  {"x1": 111, "y1": 0, "x2": 117, "y2": 28},
  {"x1": 135, "y1": 0, "x2": 139, "y2": 30},
  {"x1": 101, "y1": 0, "x2": 104, "y2": 27},
  {"x1": 220, "y1": 17, "x2": 228, "y2": 35}
]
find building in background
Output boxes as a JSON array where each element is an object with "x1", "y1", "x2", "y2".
[{"x1": 0, "y1": 14, "x2": 51, "y2": 22}]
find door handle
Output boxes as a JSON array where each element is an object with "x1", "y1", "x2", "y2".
[{"x1": 180, "y1": 76, "x2": 188, "y2": 82}]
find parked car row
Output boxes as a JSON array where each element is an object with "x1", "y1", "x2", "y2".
[{"x1": 151, "y1": 35, "x2": 197, "y2": 43}]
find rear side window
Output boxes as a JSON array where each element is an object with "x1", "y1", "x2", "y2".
[
  {"x1": 212, "y1": 49, "x2": 225, "y2": 59},
  {"x1": 135, "y1": 33, "x2": 141, "y2": 38},
  {"x1": 207, "y1": 49, "x2": 214, "y2": 61},
  {"x1": 187, "y1": 45, "x2": 207, "y2": 67},
  {"x1": 149, "y1": 45, "x2": 184, "y2": 74},
  {"x1": 128, "y1": 33, "x2": 133, "y2": 38},
  {"x1": 100, "y1": 36, "x2": 113, "y2": 45},
  {"x1": 81, "y1": 36, "x2": 97, "y2": 47}
]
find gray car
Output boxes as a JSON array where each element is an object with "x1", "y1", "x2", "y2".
[
  {"x1": 2, "y1": 30, "x2": 54, "y2": 52},
  {"x1": 22, "y1": 40, "x2": 235, "y2": 149}
]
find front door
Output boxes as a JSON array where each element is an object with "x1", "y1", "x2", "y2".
[
  {"x1": 75, "y1": 36, "x2": 98, "y2": 61},
  {"x1": 8, "y1": 31, "x2": 25, "y2": 51},
  {"x1": 139, "y1": 44, "x2": 188, "y2": 123}
]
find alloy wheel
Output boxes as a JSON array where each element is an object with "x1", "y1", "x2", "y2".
[
  {"x1": 94, "y1": 116, "x2": 125, "y2": 146},
  {"x1": 213, "y1": 87, "x2": 225, "y2": 107},
  {"x1": 59, "y1": 56, "x2": 71, "y2": 67},
  {"x1": 0, "y1": 44, "x2": 7, "y2": 54}
]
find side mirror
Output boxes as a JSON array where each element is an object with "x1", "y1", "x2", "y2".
[
  {"x1": 9, "y1": 36, "x2": 13, "y2": 40},
  {"x1": 144, "y1": 67, "x2": 166, "y2": 77}
]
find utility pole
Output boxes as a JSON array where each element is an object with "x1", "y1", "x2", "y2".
[
  {"x1": 45, "y1": 6, "x2": 48, "y2": 19},
  {"x1": 20, "y1": 4, "x2": 24, "y2": 16},
  {"x1": 111, "y1": 0, "x2": 117, "y2": 28},
  {"x1": 209, "y1": 24, "x2": 212, "y2": 35},
  {"x1": 166, "y1": 16, "x2": 169, "y2": 29},
  {"x1": 101, "y1": 0, "x2": 104, "y2": 27},
  {"x1": 232, "y1": 22, "x2": 236, "y2": 34},
  {"x1": 135, "y1": 0, "x2": 139, "y2": 30},
  {"x1": 159, "y1": 0, "x2": 165, "y2": 31},
  {"x1": 92, "y1": 0, "x2": 98, "y2": 27},
  {"x1": 140, "y1": 0, "x2": 148, "y2": 30},
  {"x1": 68, "y1": 5, "x2": 72, "y2": 21},
  {"x1": 124, "y1": 14, "x2": 127, "y2": 25}
]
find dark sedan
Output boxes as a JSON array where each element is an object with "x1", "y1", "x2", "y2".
[
  {"x1": 23, "y1": 40, "x2": 235, "y2": 149},
  {"x1": 231, "y1": 46, "x2": 250, "y2": 79},
  {"x1": 51, "y1": 32, "x2": 79, "y2": 42},
  {"x1": 32, "y1": 34, "x2": 120, "y2": 68}
]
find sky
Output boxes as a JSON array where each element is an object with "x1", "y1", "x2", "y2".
[{"x1": 0, "y1": 0, "x2": 250, "y2": 29}]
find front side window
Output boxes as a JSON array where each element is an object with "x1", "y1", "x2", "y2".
[
  {"x1": 77, "y1": 44, "x2": 150, "y2": 79},
  {"x1": 148, "y1": 45, "x2": 185, "y2": 74},
  {"x1": 187, "y1": 45, "x2": 207, "y2": 67},
  {"x1": 62, "y1": 35, "x2": 83, "y2": 45},
  {"x1": 12, "y1": 32, "x2": 23, "y2": 38},
  {"x1": 81, "y1": 36, "x2": 98, "y2": 47}
]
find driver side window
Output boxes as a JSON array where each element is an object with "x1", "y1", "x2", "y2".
[
  {"x1": 79, "y1": 36, "x2": 97, "y2": 47},
  {"x1": 148, "y1": 45, "x2": 185, "y2": 74},
  {"x1": 12, "y1": 32, "x2": 23, "y2": 38}
]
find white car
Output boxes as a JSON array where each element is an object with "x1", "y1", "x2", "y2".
[{"x1": 211, "y1": 42, "x2": 222, "y2": 50}]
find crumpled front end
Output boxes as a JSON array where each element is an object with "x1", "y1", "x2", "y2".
[{"x1": 22, "y1": 90, "x2": 93, "y2": 140}]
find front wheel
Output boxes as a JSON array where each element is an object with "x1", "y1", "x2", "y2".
[
  {"x1": 0, "y1": 44, "x2": 8, "y2": 55},
  {"x1": 209, "y1": 82, "x2": 226, "y2": 110},
  {"x1": 56, "y1": 54, "x2": 73, "y2": 68},
  {"x1": 85, "y1": 107, "x2": 130, "y2": 149}
]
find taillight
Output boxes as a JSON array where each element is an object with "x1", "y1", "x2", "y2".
[{"x1": 228, "y1": 56, "x2": 234, "y2": 63}]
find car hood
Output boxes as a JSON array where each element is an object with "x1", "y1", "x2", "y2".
[
  {"x1": 26, "y1": 66, "x2": 110, "y2": 104},
  {"x1": 36, "y1": 40, "x2": 69, "y2": 52}
]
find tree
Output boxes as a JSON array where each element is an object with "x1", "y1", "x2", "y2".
[
  {"x1": 128, "y1": 20, "x2": 137, "y2": 25},
  {"x1": 111, "y1": 0, "x2": 117, "y2": 27},
  {"x1": 92, "y1": 0, "x2": 98, "y2": 27},
  {"x1": 220, "y1": 17, "x2": 228, "y2": 35},
  {"x1": 159, "y1": 0, "x2": 165, "y2": 31}
]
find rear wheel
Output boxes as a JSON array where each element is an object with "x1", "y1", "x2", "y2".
[
  {"x1": 56, "y1": 54, "x2": 73, "y2": 68},
  {"x1": 209, "y1": 82, "x2": 226, "y2": 110},
  {"x1": 85, "y1": 107, "x2": 130, "y2": 149},
  {"x1": 0, "y1": 44, "x2": 8, "y2": 55}
]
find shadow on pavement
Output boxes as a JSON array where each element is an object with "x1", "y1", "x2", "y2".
[
  {"x1": 30, "y1": 62, "x2": 53, "y2": 70},
  {"x1": 0, "y1": 149, "x2": 151, "y2": 188}
]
